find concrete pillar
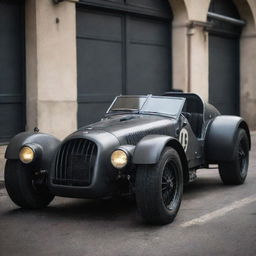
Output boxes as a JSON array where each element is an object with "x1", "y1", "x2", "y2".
[
  {"x1": 240, "y1": 33, "x2": 256, "y2": 129},
  {"x1": 233, "y1": 0, "x2": 256, "y2": 130},
  {"x1": 172, "y1": 24, "x2": 188, "y2": 92},
  {"x1": 0, "y1": 146, "x2": 6, "y2": 180},
  {"x1": 188, "y1": 26, "x2": 209, "y2": 101},
  {"x1": 25, "y1": 0, "x2": 77, "y2": 139},
  {"x1": 170, "y1": 0, "x2": 209, "y2": 101},
  {"x1": 169, "y1": 0, "x2": 189, "y2": 93},
  {"x1": 172, "y1": 22, "x2": 209, "y2": 101}
]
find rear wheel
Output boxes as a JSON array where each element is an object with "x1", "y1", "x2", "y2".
[
  {"x1": 135, "y1": 147, "x2": 183, "y2": 225},
  {"x1": 219, "y1": 129, "x2": 249, "y2": 185},
  {"x1": 4, "y1": 160, "x2": 54, "y2": 209}
]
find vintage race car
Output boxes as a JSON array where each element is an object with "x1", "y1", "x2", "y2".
[{"x1": 4, "y1": 93, "x2": 251, "y2": 224}]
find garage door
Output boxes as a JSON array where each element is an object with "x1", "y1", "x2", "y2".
[
  {"x1": 77, "y1": 0, "x2": 172, "y2": 127},
  {"x1": 0, "y1": 0, "x2": 25, "y2": 143},
  {"x1": 208, "y1": 0, "x2": 241, "y2": 115}
]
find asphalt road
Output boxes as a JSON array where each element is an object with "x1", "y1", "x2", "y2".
[{"x1": 0, "y1": 135, "x2": 255, "y2": 256}]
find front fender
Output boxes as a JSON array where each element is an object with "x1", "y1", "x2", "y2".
[
  {"x1": 5, "y1": 132, "x2": 61, "y2": 170},
  {"x1": 132, "y1": 135, "x2": 173, "y2": 164},
  {"x1": 132, "y1": 135, "x2": 189, "y2": 182},
  {"x1": 205, "y1": 116, "x2": 251, "y2": 163}
]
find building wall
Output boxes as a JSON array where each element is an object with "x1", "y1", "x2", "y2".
[
  {"x1": 26, "y1": 0, "x2": 78, "y2": 139},
  {"x1": 1, "y1": 0, "x2": 256, "y2": 179},
  {"x1": 23, "y1": 0, "x2": 256, "y2": 137},
  {"x1": 0, "y1": 146, "x2": 6, "y2": 180},
  {"x1": 170, "y1": 0, "x2": 256, "y2": 128}
]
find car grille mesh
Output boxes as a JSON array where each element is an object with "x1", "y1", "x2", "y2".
[{"x1": 53, "y1": 139, "x2": 97, "y2": 186}]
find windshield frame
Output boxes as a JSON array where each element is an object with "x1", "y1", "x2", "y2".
[{"x1": 106, "y1": 95, "x2": 185, "y2": 119}]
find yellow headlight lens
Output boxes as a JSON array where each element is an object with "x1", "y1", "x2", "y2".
[
  {"x1": 111, "y1": 150, "x2": 128, "y2": 169},
  {"x1": 19, "y1": 146, "x2": 35, "y2": 164}
]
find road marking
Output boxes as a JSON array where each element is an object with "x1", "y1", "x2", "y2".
[{"x1": 181, "y1": 195, "x2": 256, "y2": 227}]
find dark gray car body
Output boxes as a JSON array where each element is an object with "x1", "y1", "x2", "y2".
[{"x1": 5, "y1": 93, "x2": 251, "y2": 199}]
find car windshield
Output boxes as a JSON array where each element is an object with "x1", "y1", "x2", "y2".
[
  {"x1": 107, "y1": 95, "x2": 185, "y2": 118},
  {"x1": 108, "y1": 96, "x2": 147, "y2": 112}
]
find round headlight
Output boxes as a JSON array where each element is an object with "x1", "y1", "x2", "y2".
[
  {"x1": 111, "y1": 150, "x2": 128, "y2": 169},
  {"x1": 19, "y1": 146, "x2": 35, "y2": 164}
]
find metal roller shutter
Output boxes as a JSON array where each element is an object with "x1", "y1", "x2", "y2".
[
  {"x1": 208, "y1": 0, "x2": 242, "y2": 115},
  {"x1": 77, "y1": 0, "x2": 172, "y2": 127},
  {"x1": 0, "y1": 0, "x2": 25, "y2": 143}
]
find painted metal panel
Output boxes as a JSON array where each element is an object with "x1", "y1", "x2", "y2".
[
  {"x1": 209, "y1": 35, "x2": 240, "y2": 115},
  {"x1": 0, "y1": 0, "x2": 25, "y2": 143},
  {"x1": 208, "y1": 0, "x2": 241, "y2": 115},
  {"x1": 77, "y1": 3, "x2": 172, "y2": 127},
  {"x1": 126, "y1": 16, "x2": 171, "y2": 94},
  {"x1": 77, "y1": 9, "x2": 123, "y2": 125},
  {"x1": 79, "y1": 0, "x2": 171, "y2": 19}
]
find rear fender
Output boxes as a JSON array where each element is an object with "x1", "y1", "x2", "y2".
[{"x1": 205, "y1": 116, "x2": 251, "y2": 163}]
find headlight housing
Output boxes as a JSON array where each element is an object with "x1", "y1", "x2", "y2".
[
  {"x1": 111, "y1": 149, "x2": 128, "y2": 169},
  {"x1": 19, "y1": 146, "x2": 35, "y2": 164}
]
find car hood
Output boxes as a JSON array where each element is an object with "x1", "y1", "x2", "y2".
[{"x1": 77, "y1": 114, "x2": 177, "y2": 145}]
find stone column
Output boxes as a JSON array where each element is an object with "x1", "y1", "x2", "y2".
[
  {"x1": 188, "y1": 25, "x2": 209, "y2": 101},
  {"x1": 233, "y1": 0, "x2": 256, "y2": 130},
  {"x1": 25, "y1": 0, "x2": 77, "y2": 139},
  {"x1": 172, "y1": 23, "x2": 209, "y2": 101},
  {"x1": 240, "y1": 32, "x2": 256, "y2": 129},
  {"x1": 172, "y1": 23, "x2": 188, "y2": 92}
]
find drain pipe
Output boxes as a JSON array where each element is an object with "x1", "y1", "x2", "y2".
[
  {"x1": 187, "y1": 25, "x2": 193, "y2": 93},
  {"x1": 53, "y1": 0, "x2": 79, "y2": 4},
  {"x1": 207, "y1": 12, "x2": 246, "y2": 26}
]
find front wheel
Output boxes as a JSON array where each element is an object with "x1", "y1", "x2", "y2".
[
  {"x1": 219, "y1": 129, "x2": 250, "y2": 185},
  {"x1": 135, "y1": 147, "x2": 183, "y2": 225},
  {"x1": 4, "y1": 160, "x2": 54, "y2": 209}
]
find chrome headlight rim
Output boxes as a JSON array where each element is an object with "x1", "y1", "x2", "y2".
[{"x1": 111, "y1": 149, "x2": 129, "y2": 169}]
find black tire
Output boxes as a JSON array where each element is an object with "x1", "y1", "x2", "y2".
[
  {"x1": 219, "y1": 129, "x2": 249, "y2": 185},
  {"x1": 135, "y1": 147, "x2": 183, "y2": 225},
  {"x1": 4, "y1": 160, "x2": 54, "y2": 209}
]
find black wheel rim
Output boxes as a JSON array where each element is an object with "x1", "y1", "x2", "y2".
[
  {"x1": 238, "y1": 141, "x2": 248, "y2": 177},
  {"x1": 161, "y1": 160, "x2": 179, "y2": 210}
]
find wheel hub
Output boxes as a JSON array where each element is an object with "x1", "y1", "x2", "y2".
[
  {"x1": 166, "y1": 177, "x2": 174, "y2": 190},
  {"x1": 162, "y1": 161, "x2": 178, "y2": 210},
  {"x1": 238, "y1": 145, "x2": 248, "y2": 175}
]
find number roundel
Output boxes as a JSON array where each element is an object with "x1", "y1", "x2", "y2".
[{"x1": 179, "y1": 128, "x2": 189, "y2": 152}]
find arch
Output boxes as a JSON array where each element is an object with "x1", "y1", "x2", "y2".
[
  {"x1": 168, "y1": 0, "x2": 188, "y2": 24},
  {"x1": 233, "y1": 0, "x2": 256, "y2": 32},
  {"x1": 209, "y1": 0, "x2": 240, "y2": 18},
  {"x1": 205, "y1": 0, "x2": 256, "y2": 28},
  {"x1": 171, "y1": 0, "x2": 255, "y2": 31},
  {"x1": 206, "y1": 0, "x2": 256, "y2": 128},
  {"x1": 167, "y1": 0, "x2": 256, "y2": 129}
]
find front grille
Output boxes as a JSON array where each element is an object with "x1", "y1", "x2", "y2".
[{"x1": 53, "y1": 139, "x2": 97, "y2": 186}]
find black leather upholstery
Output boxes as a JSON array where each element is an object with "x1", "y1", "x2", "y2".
[{"x1": 182, "y1": 112, "x2": 203, "y2": 137}]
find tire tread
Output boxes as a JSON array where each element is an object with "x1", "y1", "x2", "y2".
[
  {"x1": 136, "y1": 147, "x2": 183, "y2": 225},
  {"x1": 4, "y1": 160, "x2": 54, "y2": 209}
]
